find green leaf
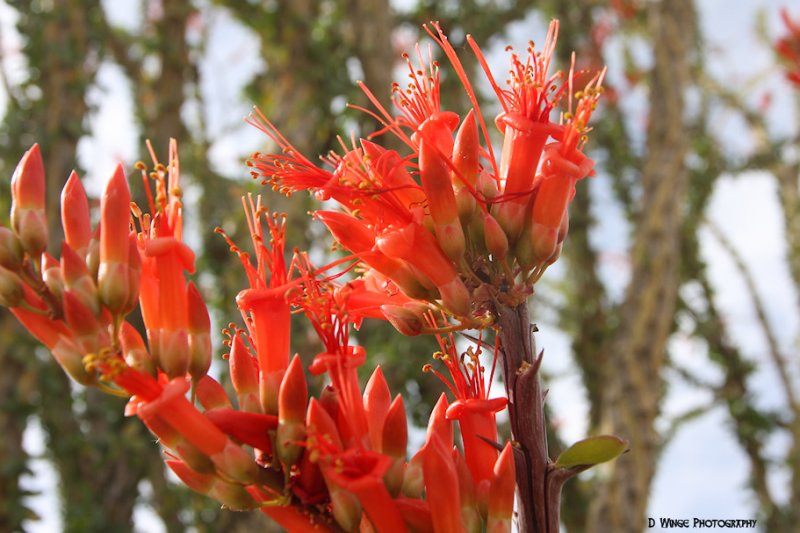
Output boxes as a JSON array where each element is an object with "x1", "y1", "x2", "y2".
[{"x1": 555, "y1": 435, "x2": 628, "y2": 468}]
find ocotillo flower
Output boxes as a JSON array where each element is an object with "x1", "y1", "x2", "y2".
[
  {"x1": 134, "y1": 142, "x2": 200, "y2": 380},
  {"x1": 425, "y1": 331, "x2": 507, "y2": 484},
  {"x1": 223, "y1": 196, "x2": 293, "y2": 413}
]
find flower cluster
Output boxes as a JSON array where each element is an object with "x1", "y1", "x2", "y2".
[
  {"x1": 0, "y1": 20, "x2": 606, "y2": 532},
  {"x1": 251, "y1": 21, "x2": 604, "y2": 330}
]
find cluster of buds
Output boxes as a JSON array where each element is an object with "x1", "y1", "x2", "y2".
[
  {"x1": 1, "y1": 144, "x2": 145, "y2": 386},
  {"x1": 250, "y1": 20, "x2": 604, "y2": 331}
]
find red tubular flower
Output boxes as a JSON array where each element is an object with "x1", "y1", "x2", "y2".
[
  {"x1": 299, "y1": 265, "x2": 370, "y2": 447},
  {"x1": 166, "y1": 460, "x2": 258, "y2": 511},
  {"x1": 139, "y1": 410, "x2": 215, "y2": 474},
  {"x1": 204, "y1": 407, "x2": 277, "y2": 452},
  {"x1": 426, "y1": 334, "x2": 507, "y2": 484},
  {"x1": 11, "y1": 305, "x2": 94, "y2": 385},
  {"x1": 137, "y1": 378, "x2": 260, "y2": 485},
  {"x1": 10, "y1": 144, "x2": 48, "y2": 256},
  {"x1": 143, "y1": 224, "x2": 194, "y2": 378},
  {"x1": 136, "y1": 378, "x2": 227, "y2": 457},
  {"x1": 227, "y1": 198, "x2": 292, "y2": 413},
  {"x1": 529, "y1": 70, "x2": 604, "y2": 267},
  {"x1": 237, "y1": 286, "x2": 291, "y2": 375},
  {"x1": 314, "y1": 210, "x2": 377, "y2": 254},
  {"x1": 376, "y1": 222, "x2": 470, "y2": 317},
  {"x1": 320, "y1": 448, "x2": 408, "y2": 533}
]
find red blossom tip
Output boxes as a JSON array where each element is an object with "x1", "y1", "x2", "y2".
[
  {"x1": 61, "y1": 170, "x2": 92, "y2": 255},
  {"x1": 363, "y1": 366, "x2": 392, "y2": 452},
  {"x1": 279, "y1": 354, "x2": 308, "y2": 424},
  {"x1": 382, "y1": 395, "x2": 408, "y2": 458},
  {"x1": 195, "y1": 375, "x2": 233, "y2": 410}
]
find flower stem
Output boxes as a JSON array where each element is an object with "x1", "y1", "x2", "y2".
[{"x1": 497, "y1": 302, "x2": 555, "y2": 532}]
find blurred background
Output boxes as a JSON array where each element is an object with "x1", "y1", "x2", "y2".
[{"x1": 0, "y1": 0, "x2": 798, "y2": 531}]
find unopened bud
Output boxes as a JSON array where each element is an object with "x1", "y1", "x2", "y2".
[
  {"x1": 98, "y1": 165, "x2": 131, "y2": 314},
  {"x1": 157, "y1": 328, "x2": 191, "y2": 379},
  {"x1": 195, "y1": 376, "x2": 233, "y2": 411},
  {"x1": 438, "y1": 277, "x2": 471, "y2": 318},
  {"x1": 61, "y1": 170, "x2": 92, "y2": 256},
  {"x1": 42, "y1": 254, "x2": 63, "y2": 303},
  {"x1": 119, "y1": 321, "x2": 156, "y2": 376},
  {"x1": 482, "y1": 211, "x2": 509, "y2": 261},
  {"x1": 0, "y1": 227, "x2": 24, "y2": 270},
  {"x1": 382, "y1": 395, "x2": 408, "y2": 459},
  {"x1": 210, "y1": 440, "x2": 260, "y2": 485},
  {"x1": 363, "y1": 366, "x2": 391, "y2": 452},
  {"x1": 123, "y1": 235, "x2": 141, "y2": 315},
  {"x1": 229, "y1": 333, "x2": 260, "y2": 413},
  {"x1": 277, "y1": 355, "x2": 308, "y2": 469},
  {"x1": 63, "y1": 291, "x2": 108, "y2": 354},
  {"x1": 187, "y1": 282, "x2": 212, "y2": 382},
  {"x1": 0, "y1": 266, "x2": 24, "y2": 307},
  {"x1": 487, "y1": 443, "x2": 516, "y2": 532},
  {"x1": 381, "y1": 304, "x2": 424, "y2": 336},
  {"x1": 330, "y1": 486, "x2": 363, "y2": 532},
  {"x1": 530, "y1": 221, "x2": 559, "y2": 264},
  {"x1": 86, "y1": 227, "x2": 100, "y2": 279},
  {"x1": 401, "y1": 450, "x2": 425, "y2": 498},
  {"x1": 11, "y1": 145, "x2": 48, "y2": 256},
  {"x1": 477, "y1": 170, "x2": 499, "y2": 202},
  {"x1": 60, "y1": 242, "x2": 99, "y2": 316},
  {"x1": 452, "y1": 109, "x2": 480, "y2": 188}
]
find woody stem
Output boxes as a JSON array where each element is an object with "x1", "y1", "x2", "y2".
[{"x1": 497, "y1": 302, "x2": 555, "y2": 533}]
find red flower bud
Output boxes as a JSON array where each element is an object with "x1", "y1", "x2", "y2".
[
  {"x1": 363, "y1": 366, "x2": 391, "y2": 452},
  {"x1": 61, "y1": 170, "x2": 92, "y2": 256},
  {"x1": 487, "y1": 442, "x2": 516, "y2": 532},
  {"x1": 11, "y1": 144, "x2": 48, "y2": 256}
]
